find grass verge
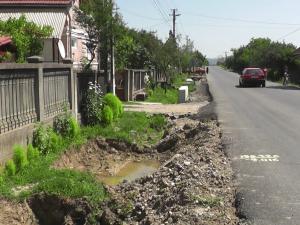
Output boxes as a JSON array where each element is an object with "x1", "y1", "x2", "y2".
[
  {"x1": 82, "y1": 111, "x2": 167, "y2": 146},
  {"x1": 146, "y1": 73, "x2": 196, "y2": 104},
  {"x1": 0, "y1": 111, "x2": 166, "y2": 204}
]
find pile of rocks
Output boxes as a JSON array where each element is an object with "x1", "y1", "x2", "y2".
[{"x1": 101, "y1": 118, "x2": 238, "y2": 225}]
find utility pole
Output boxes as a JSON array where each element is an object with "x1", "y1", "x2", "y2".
[
  {"x1": 110, "y1": 0, "x2": 118, "y2": 95},
  {"x1": 170, "y1": 9, "x2": 180, "y2": 38}
]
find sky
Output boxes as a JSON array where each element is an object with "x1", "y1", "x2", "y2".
[{"x1": 115, "y1": 0, "x2": 300, "y2": 58}]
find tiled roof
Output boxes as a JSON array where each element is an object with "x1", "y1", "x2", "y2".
[
  {"x1": 0, "y1": 36, "x2": 11, "y2": 47},
  {"x1": 0, "y1": 0, "x2": 72, "y2": 6},
  {"x1": 0, "y1": 9, "x2": 67, "y2": 38}
]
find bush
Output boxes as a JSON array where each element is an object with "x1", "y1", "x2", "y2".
[
  {"x1": 103, "y1": 93, "x2": 123, "y2": 120},
  {"x1": 5, "y1": 160, "x2": 16, "y2": 176},
  {"x1": 53, "y1": 111, "x2": 80, "y2": 138},
  {"x1": 101, "y1": 105, "x2": 113, "y2": 126},
  {"x1": 13, "y1": 145, "x2": 28, "y2": 172},
  {"x1": 149, "y1": 114, "x2": 166, "y2": 131},
  {"x1": 27, "y1": 144, "x2": 40, "y2": 162},
  {"x1": 32, "y1": 124, "x2": 62, "y2": 155},
  {"x1": 82, "y1": 83, "x2": 103, "y2": 125}
]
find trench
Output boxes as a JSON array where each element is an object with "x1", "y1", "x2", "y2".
[{"x1": 98, "y1": 159, "x2": 160, "y2": 186}]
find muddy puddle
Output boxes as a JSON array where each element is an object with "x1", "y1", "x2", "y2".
[{"x1": 99, "y1": 160, "x2": 160, "y2": 186}]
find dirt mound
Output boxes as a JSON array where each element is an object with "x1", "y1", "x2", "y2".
[
  {"x1": 28, "y1": 194, "x2": 91, "y2": 225},
  {"x1": 100, "y1": 119, "x2": 238, "y2": 225},
  {"x1": 0, "y1": 199, "x2": 37, "y2": 225}
]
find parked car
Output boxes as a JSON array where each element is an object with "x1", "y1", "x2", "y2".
[{"x1": 239, "y1": 68, "x2": 266, "y2": 87}]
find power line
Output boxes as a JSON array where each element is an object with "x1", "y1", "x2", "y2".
[
  {"x1": 152, "y1": 0, "x2": 170, "y2": 25},
  {"x1": 184, "y1": 12, "x2": 300, "y2": 26},
  {"x1": 276, "y1": 27, "x2": 300, "y2": 41},
  {"x1": 121, "y1": 8, "x2": 161, "y2": 21}
]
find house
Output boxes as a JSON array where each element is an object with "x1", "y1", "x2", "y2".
[{"x1": 0, "y1": 0, "x2": 98, "y2": 70}]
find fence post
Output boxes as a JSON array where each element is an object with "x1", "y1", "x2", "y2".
[
  {"x1": 28, "y1": 56, "x2": 44, "y2": 122},
  {"x1": 37, "y1": 64, "x2": 44, "y2": 122},
  {"x1": 70, "y1": 66, "x2": 77, "y2": 118},
  {"x1": 129, "y1": 70, "x2": 134, "y2": 101},
  {"x1": 124, "y1": 70, "x2": 130, "y2": 101}
]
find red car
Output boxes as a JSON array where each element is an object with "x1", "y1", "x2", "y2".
[{"x1": 239, "y1": 68, "x2": 266, "y2": 87}]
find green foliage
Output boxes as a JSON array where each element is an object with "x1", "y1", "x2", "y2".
[
  {"x1": 101, "y1": 105, "x2": 113, "y2": 126},
  {"x1": 5, "y1": 160, "x2": 16, "y2": 176},
  {"x1": 146, "y1": 87, "x2": 178, "y2": 104},
  {"x1": 82, "y1": 111, "x2": 166, "y2": 146},
  {"x1": 53, "y1": 111, "x2": 80, "y2": 138},
  {"x1": 13, "y1": 145, "x2": 28, "y2": 172},
  {"x1": 0, "y1": 15, "x2": 53, "y2": 63},
  {"x1": 0, "y1": 52, "x2": 13, "y2": 63},
  {"x1": 103, "y1": 93, "x2": 123, "y2": 120},
  {"x1": 224, "y1": 38, "x2": 298, "y2": 81},
  {"x1": 27, "y1": 144, "x2": 40, "y2": 162},
  {"x1": 34, "y1": 169, "x2": 107, "y2": 205},
  {"x1": 149, "y1": 114, "x2": 166, "y2": 131},
  {"x1": 32, "y1": 124, "x2": 62, "y2": 155},
  {"x1": 82, "y1": 88, "x2": 103, "y2": 125}
]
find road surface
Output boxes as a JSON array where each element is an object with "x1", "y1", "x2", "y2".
[{"x1": 208, "y1": 66, "x2": 300, "y2": 225}]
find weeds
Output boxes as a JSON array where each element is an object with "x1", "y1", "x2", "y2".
[
  {"x1": 13, "y1": 145, "x2": 28, "y2": 172},
  {"x1": 82, "y1": 112, "x2": 166, "y2": 146}
]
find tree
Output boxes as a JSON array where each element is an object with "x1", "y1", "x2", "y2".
[
  {"x1": 74, "y1": 7, "x2": 99, "y2": 71},
  {"x1": 76, "y1": 0, "x2": 118, "y2": 89},
  {"x1": 224, "y1": 37, "x2": 298, "y2": 81},
  {"x1": 0, "y1": 15, "x2": 53, "y2": 63}
]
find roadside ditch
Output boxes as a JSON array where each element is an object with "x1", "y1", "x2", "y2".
[{"x1": 0, "y1": 78, "x2": 241, "y2": 225}]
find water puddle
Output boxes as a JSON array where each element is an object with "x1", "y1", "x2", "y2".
[{"x1": 99, "y1": 160, "x2": 160, "y2": 186}]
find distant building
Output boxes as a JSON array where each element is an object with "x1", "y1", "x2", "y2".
[{"x1": 0, "y1": 0, "x2": 98, "y2": 70}]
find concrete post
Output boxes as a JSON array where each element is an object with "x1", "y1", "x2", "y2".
[
  {"x1": 37, "y1": 65, "x2": 44, "y2": 122},
  {"x1": 69, "y1": 66, "x2": 77, "y2": 118},
  {"x1": 129, "y1": 70, "x2": 134, "y2": 101},
  {"x1": 124, "y1": 70, "x2": 130, "y2": 101},
  {"x1": 140, "y1": 71, "x2": 142, "y2": 90}
]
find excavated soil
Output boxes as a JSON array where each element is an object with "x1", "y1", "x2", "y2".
[{"x1": 0, "y1": 76, "x2": 240, "y2": 225}]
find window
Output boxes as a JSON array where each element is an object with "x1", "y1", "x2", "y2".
[{"x1": 71, "y1": 38, "x2": 77, "y2": 48}]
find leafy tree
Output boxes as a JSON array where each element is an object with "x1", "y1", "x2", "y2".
[
  {"x1": 0, "y1": 15, "x2": 53, "y2": 62},
  {"x1": 224, "y1": 37, "x2": 298, "y2": 81}
]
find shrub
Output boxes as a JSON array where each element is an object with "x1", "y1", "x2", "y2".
[
  {"x1": 13, "y1": 145, "x2": 28, "y2": 172},
  {"x1": 101, "y1": 105, "x2": 113, "y2": 126},
  {"x1": 5, "y1": 160, "x2": 16, "y2": 176},
  {"x1": 33, "y1": 124, "x2": 62, "y2": 155},
  {"x1": 53, "y1": 111, "x2": 80, "y2": 138},
  {"x1": 103, "y1": 93, "x2": 123, "y2": 120},
  {"x1": 82, "y1": 82, "x2": 103, "y2": 125},
  {"x1": 149, "y1": 114, "x2": 166, "y2": 131},
  {"x1": 27, "y1": 144, "x2": 40, "y2": 162}
]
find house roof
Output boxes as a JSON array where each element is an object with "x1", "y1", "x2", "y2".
[
  {"x1": 0, "y1": 0, "x2": 72, "y2": 7},
  {"x1": 0, "y1": 36, "x2": 11, "y2": 47},
  {"x1": 0, "y1": 9, "x2": 67, "y2": 38}
]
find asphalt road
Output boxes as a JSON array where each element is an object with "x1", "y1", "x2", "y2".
[{"x1": 207, "y1": 66, "x2": 300, "y2": 225}]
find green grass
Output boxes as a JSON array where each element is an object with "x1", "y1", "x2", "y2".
[
  {"x1": 82, "y1": 111, "x2": 166, "y2": 146},
  {"x1": 0, "y1": 111, "x2": 165, "y2": 206},
  {"x1": 0, "y1": 139, "x2": 107, "y2": 205},
  {"x1": 146, "y1": 87, "x2": 178, "y2": 104},
  {"x1": 146, "y1": 73, "x2": 196, "y2": 104}
]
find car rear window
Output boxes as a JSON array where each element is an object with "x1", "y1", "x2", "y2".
[{"x1": 245, "y1": 69, "x2": 263, "y2": 75}]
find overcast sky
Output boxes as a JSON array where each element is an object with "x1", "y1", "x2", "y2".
[{"x1": 115, "y1": 0, "x2": 300, "y2": 58}]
